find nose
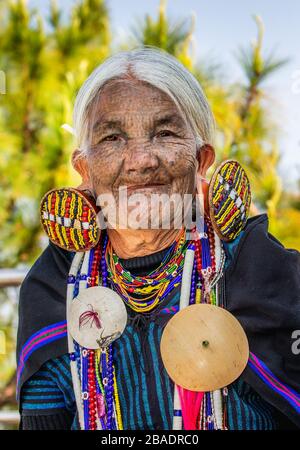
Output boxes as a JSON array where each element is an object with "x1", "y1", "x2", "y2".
[{"x1": 123, "y1": 140, "x2": 159, "y2": 175}]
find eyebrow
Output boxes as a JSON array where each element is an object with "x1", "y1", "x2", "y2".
[
  {"x1": 92, "y1": 113, "x2": 186, "y2": 134},
  {"x1": 152, "y1": 113, "x2": 186, "y2": 129},
  {"x1": 92, "y1": 119, "x2": 123, "y2": 134}
]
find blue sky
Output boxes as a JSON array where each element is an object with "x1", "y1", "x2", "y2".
[{"x1": 29, "y1": 0, "x2": 300, "y2": 188}]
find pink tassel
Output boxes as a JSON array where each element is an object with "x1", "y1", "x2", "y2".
[
  {"x1": 177, "y1": 385, "x2": 204, "y2": 430},
  {"x1": 96, "y1": 393, "x2": 106, "y2": 418}
]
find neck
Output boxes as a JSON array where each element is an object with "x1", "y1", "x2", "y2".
[{"x1": 106, "y1": 228, "x2": 184, "y2": 259}]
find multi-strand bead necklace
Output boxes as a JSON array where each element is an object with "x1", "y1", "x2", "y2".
[
  {"x1": 105, "y1": 228, "x2": 188, "y2": 313},
  {"x1": 67, "y1": 215, "x2": 227, "y2": 430}
]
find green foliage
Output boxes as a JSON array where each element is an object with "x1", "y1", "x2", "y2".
[
  {"x1": 0, "y1": 0, "x2": 111, "y2": 267},
  {"x1": 131, "y1": 0, "x2": 195, "y2": 69}
]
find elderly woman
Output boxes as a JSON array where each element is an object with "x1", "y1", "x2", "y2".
[{"x1": 17, "y1": 47, "x2": 300, "y2": 430}]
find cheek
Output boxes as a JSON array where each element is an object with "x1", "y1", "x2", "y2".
[
  {"x1": 87, "y1": 151, "x2": 123, "y2": 190},
  {"x1": 162, "y1": 142, "x2": 197, "y2": 178}
]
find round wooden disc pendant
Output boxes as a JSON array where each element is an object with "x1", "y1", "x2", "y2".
[
  {"x1": 160, "y1": 304, "x2": 249, "y2": 391},
  {"x1": 40, "y1": 187, "x2": 100, "y2": 252},
  {"x1": 208, "y1": 159, "x2": 251, "y2": 242},
  {"x1": 69, "y1": 286, "x2": 127, "y2": 349}
]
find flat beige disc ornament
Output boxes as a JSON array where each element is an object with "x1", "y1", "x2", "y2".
[
  {"x1": 160, "y1": 304, "x2": 249, "y2": 392},
  {"x1": 68, "y1": 286, "x2": 127, "y2": 349}
]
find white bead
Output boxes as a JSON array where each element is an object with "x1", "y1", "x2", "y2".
[
  {"x1": 212, "y1": 389, "x2": 223, "y2": 429},
  {"x1": 173, "y1": 416, "x2": 183, "y2": 430},
  {"x1": 236, "y1": 197, "x2": 242, "y2": 208},
  {"x1": 64, "y1": 217, "x2": 71, "y2": 227},
  {"x1": 229, "y1": 189, "x2": 236, "y2": 200},
  {"x1": 74, "y1": 219, "x2": 81, "y2": 230}
]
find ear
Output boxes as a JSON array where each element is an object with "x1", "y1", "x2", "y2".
[
  {"x1": 196, "y1": 144, "x2": 215, "y2": 178},
  {"x1": 71, "y1": 149, "x2": 92, "y2": 191}
]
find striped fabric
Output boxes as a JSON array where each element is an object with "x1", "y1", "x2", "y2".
[
  {"x1": 248, "y1": 352, "x2": 300, "y2": 414},
  {"x1": 21, "y1": 354, "x2": 76, "y2": 417},
  {"x1": 17, "y1": 321, "x2": 68, "y2": 392},
  {"x1": 20, "y1": 289, "x2": 277, "y2": 430},
  {"x1": 227, "y1": 378, "x2": 275, "y2": 429}
]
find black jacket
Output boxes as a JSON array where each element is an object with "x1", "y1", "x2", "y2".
[{"x1": 16, "y1": 214, "x2": 300, "y2": 427}]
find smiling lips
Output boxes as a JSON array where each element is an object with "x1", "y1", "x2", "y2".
[
  {"x1": 127, "y1": 183, "x2": 166, "y2": 193},
  {"x1": 121, "y1": 183, "x2": 168, "y2": 194}
]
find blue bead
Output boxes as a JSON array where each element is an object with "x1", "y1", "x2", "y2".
[{"x1": 69, "y1": 352, "x2": 76, "y2": 361}]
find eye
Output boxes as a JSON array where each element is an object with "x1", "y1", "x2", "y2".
[
  {"x1": 102, "y1": 134, "x2": 122, "y2": 142},
  {"x1": 156, "y1": 130, "x2": 175, "y2": 138}
]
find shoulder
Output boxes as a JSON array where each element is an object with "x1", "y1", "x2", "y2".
[
  {"x1": 20, "y1": 241, "x2": 73, "y2": 294},
  {"x1": 224, "y1": 213, "x2": 300, "y2": 273},
  {"x1": 225, "y1": 212, "x2": 300, "y2": 326},
  {"x1": 19, "y1": 241, "x2": 73, "y2": 314}
]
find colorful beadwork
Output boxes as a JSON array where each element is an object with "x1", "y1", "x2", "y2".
[
  {"x1": 70, "y1": 248, "x2": 120, "y2": 430},
  {"x1": 105, "y1": 228, "x2": 189, "y2": 313},
  {"x1": 40, "y1": 188, "x2": 100, "y2": 252},
  {"x1": 67, "y1": 215, "x2": 228, "y2": 430},
  {"x1": 208, "y1": 160, "x2": 251, "y2": 242}
]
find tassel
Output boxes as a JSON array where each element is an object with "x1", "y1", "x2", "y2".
[
  {"x1": 79, "y1": 304, "x2": 102, "y2": 329},
  {"x1": 177, "y1": 385, "x2": 204, "y2": 430},
  {"x1": 96, "y1": 393, "x2": 106, "y2": 418}
]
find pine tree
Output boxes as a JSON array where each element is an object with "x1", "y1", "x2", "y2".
[{"x1": 131, "y1": 0, "x2": 196, "y2": 70}]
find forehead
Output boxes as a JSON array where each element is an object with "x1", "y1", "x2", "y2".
[{"x1": 90, "y1": 78, "x2": 182, "y2": 121}]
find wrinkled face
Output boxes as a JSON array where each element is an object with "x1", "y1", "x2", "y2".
[{"x1": 82, "y1": 78, "x2": 202, "y2": 229}]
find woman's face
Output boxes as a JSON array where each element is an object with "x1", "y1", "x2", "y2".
[{"x1": 74, "y1": 78, "x2": 214, "y2": 229}]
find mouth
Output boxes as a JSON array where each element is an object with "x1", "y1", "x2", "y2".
[{"x1": 119, "y1": 183, "x2": 168, "y2": 194}]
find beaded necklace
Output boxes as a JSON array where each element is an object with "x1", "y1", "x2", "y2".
[
  {"x1": 67, "y1": 215, "x2": 227, "y2": 430},
  {"x1": 105, "y1": 228, "x2": 187, "y2": 313},
  {"x1": 69, "y1": 248, "x2": 122, "y2": 430}
]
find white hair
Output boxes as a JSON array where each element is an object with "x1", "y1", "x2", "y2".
[{"x1": 73, "y1": 46, "x2": 215, "y2": 156}]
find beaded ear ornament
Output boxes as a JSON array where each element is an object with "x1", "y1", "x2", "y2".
[
  {"x1": 208, "y1": 159, "x2": 251, "y2": 242},
  {"x1": 40, "y1": 188, "x2": 101, "y2": 252}
]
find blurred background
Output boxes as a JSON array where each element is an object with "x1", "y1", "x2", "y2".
[{"x1": 0, "y1": 0, "x2": 299, "y2": 428}]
